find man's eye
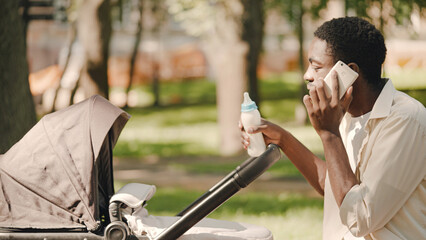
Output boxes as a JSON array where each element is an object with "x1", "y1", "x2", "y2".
[{"x1": 313, "y1": 67, "x2": 321, "y2": 72}]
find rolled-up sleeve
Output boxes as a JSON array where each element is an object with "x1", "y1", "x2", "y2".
[{"x1": 339, "y1": 115, "x2": 426, "y2": 237}]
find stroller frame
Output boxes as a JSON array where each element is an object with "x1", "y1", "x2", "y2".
[{"x1": 0, "y1": 144, "x2": 281, "y2": 240}]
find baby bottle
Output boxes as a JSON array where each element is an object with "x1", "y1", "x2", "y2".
[{"x1": 241, "y1": 92, "x2": 266, "y2": 157}]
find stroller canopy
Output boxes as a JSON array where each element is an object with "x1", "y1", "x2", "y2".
[{"x1": 0, "y1": 95, "x2": 130, "y2": 232}]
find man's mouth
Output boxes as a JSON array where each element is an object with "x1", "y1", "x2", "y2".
[{"x1": 306, "y1": 82, "x2": 315, "y2": 90}]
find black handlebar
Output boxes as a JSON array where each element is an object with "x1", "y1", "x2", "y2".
[{"x1": 154, "y1": 144, "x2": 281, "y2": 240}]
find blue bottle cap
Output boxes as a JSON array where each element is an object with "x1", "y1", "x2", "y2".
[{"x1": 241, "y1": 92, "x2": 258, "y2": 112}]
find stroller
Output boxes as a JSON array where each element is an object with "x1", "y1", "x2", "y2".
[{"x1": 0, "y1": 95, "x2": 281, "y2": 240}]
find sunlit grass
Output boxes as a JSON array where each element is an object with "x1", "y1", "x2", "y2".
[
  {"x1": 386, "y1": 68, "x2": 426, "y2": 90},
  {"x1": 385, "y1": 68, "x2": 426, "y2": 105},
  {"x1": 169, "y1": 158, "x2": 309, "y2": 179},
  {"x1": 113, "y1": 184, "x2": 324, "y2": 217},
  {"x1": 223, "y1": 209, "x2": 323, "y2": 240},
  {"x1": 112, "y1": 183, "x2": 323, "y2": 240}
]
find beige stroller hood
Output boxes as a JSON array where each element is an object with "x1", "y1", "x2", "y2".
[{"x1": 0, "y1": 95, "x2": 130, "y2": 232}]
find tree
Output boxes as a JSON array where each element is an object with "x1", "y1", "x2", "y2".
[
  {"x1": 0, "y1": 1, "x2": 37, "y2": 153},
  {"x1": 167, "y1": 0, "x2": 248, "y2": 155},
  {"x1": 51, "y1": 20, "x2": 78, "y2": 112},
  {"x1": 345, "y1": 0, "x2": 426, "y2": 35},
  {"x1": 125, "y1": 0, "x2": 144, "y2": 108},
  {"x1": 77, "y1": 0, "x2": 112, "y2": 99},
  {"x1": 149, "y1": 0, "x2": 167, "y2": 107},
  {"x1": 241, "y1": 0, "x2": 265, "y2": 105},
  {"x1": 267, "y1": 0, "x2": 329, "y2": 124}
]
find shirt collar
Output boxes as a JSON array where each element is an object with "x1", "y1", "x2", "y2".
[
  {"x1": 340, "y1": 79, "x2": 395, "y2": 134},
  {"x1": 369, "y1": 79, "x2": 395, "y2": 120}
]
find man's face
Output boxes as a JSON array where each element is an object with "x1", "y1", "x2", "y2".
[{"x1": 304, "y1": 37, "x2": 335, "y2": 91}]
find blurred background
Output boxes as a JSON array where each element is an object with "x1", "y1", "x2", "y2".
[{"x1": 1, "y1": 0, "x2": 425, "y2": 239}]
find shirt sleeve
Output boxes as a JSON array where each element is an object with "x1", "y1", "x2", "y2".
[{"x1": 339, "y1": 115, "x2": 426, "y2": 237}]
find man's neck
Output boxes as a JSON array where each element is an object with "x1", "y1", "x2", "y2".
[{"x1": 347, "y1": 78, "x2": 385, "y2": 117}]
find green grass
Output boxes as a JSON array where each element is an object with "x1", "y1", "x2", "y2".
[
  {"x1": 224, "y1": 209, "x2": 323, "y2": 240},
  {"x1": 170, "y1": 158, "x2": 304, "y2": 178},
  {"x1": 386, "y1": 69, "x2": 426, "y2": 105},
  {"x1": 260, "y1": 98, "x2": 300, "y2": 122},
  {"x1": 113, "y1": 182, "x2": 323, "y2": 217},
  {"x1": 114, "y1": 140, "x2": 219, "y2": 157},
  {"x1": 260, "y1": 72, "x2": 303, "y2": 100},
  {"x1": 386, "y1": 68, "x2": 426, "y2": 90},
  {"x1": 144, "y1": 188, "x2": 323, "y2": 216},
  {"x1": 125, "y1": 104, "x2": 217, "y2": 127},
  {"x1": 113, "y1": 182, "x2": 324, "y2": 239}
]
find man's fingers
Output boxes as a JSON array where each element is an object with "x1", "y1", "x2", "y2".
[
  {"x1": 241, "y1": 129, "x2": 250, "y2": 149},
  {"x1": 330, "y1": 70, "x2": 340, "y2": 105},
  {"x1": 303, "y1": 94, "x2": 313, "y2": 115},
  {"x1": 309, "y1": 87, "x2": 320, "y2": 111},
  {"x1": 246, "y1": 125, "x2": 267, "y2": 134},
  {"x1": 341, "y1": 86, "x2": 353, "y2": 111},
  {"x1": 315, "y1": 78, "x2": 328, "y2": 103}
]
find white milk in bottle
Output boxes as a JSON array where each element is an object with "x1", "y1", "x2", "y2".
[{"x1": 241, "y1": 92, "x2": 266, "y2": 157}]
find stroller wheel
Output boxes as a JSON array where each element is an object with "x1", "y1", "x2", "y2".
[{"x1": 105, "y1": 221, "x2": 130, "y2": 240}]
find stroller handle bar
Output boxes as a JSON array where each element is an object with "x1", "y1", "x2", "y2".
[{"x1": 154, "y1": 144, "x2": 282, "y2": 240}]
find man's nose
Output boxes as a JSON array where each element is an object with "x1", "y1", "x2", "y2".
[{"x1": 303, "y1": 69, "x2": 313, "y2": 82}]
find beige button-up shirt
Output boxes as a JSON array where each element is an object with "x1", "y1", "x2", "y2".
[{"x1": 322, "y1": 80, "x2": 426, "y2": 240}]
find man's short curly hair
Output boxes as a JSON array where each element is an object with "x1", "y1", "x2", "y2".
[{"x1": 314, "y1": 17, "x2": 387, "y2": 89}]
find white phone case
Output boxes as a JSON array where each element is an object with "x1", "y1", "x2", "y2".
[{"x1": 323, "y1": 60, "x2": 358, "y2": 99}]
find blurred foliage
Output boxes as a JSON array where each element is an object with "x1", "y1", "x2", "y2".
[
  {"x1": 266, "y1": 0, "x2": 327, "y2": 21},
  {"x1": 345, "y1": 0, "x2": 425, "y2": 38},
  {"x1": 166, "y1": 0, "x2": 224, "y2": 37},
  {"x1": 267, "y1": 0, "x2": 425, "y2": 38},
  {"x1": 346, "y1": 0, "x2": 425, "y2": 24}
]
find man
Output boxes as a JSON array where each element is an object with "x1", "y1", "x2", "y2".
[{"x1": 241, "y1": 17, "x2": 425, "y2": 239}]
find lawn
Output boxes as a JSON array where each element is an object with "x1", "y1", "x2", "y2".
[
  {"x1": 149, "y1": 188, "x2": 324, "y2": 240},
  {"x1": 113, "y1": 182, "x2": 324, "y2": 240}
]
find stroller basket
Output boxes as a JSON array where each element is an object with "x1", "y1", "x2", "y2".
[{"x1": 0, "y1": 95, "x2": 282, "y2": 240}]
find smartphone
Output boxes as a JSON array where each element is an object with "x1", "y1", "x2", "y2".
[{"x1": 322, "y1": 60, "x2": 358, "y2": 99}]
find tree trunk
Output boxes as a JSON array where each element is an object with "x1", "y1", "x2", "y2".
[
  {"x1": 126, "y1": 0, "x2": 144, "y2": 108},
  {"x1": 150, "y1": 0, "x2": 166, "y2": 107},
  {"x1": 51, "y1": 21, "x2": 78, "y2": 112},
  {"x1": 205, "y1": 43, "x2": 247, "y2": 156},
  {"x1": 152, "y1": 61, "x2": 160, "y2": 107},
  {"x1": 204, "y1": 0, "x2": 248, "y2": 156},
  {"x1": 0, "y1": 0, "x2": 36, "y2": 153},
  {"x1": 296, "y1": 0, "x2": 308, "y2": 125},
  {"x1": 77, "y1": 0, "x2": 112, "y2": 99},
  {"x1": 241, "y1": 0, "x2": 264, "y2": 106}
]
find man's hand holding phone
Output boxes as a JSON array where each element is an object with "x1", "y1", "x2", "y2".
[{"x1": 303, "y1": 61, "x2": 356, "y2": 139}]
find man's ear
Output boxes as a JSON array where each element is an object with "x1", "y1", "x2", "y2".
[{"x1": 348, "y1": 63, "x2": 360, "y2": 74}]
